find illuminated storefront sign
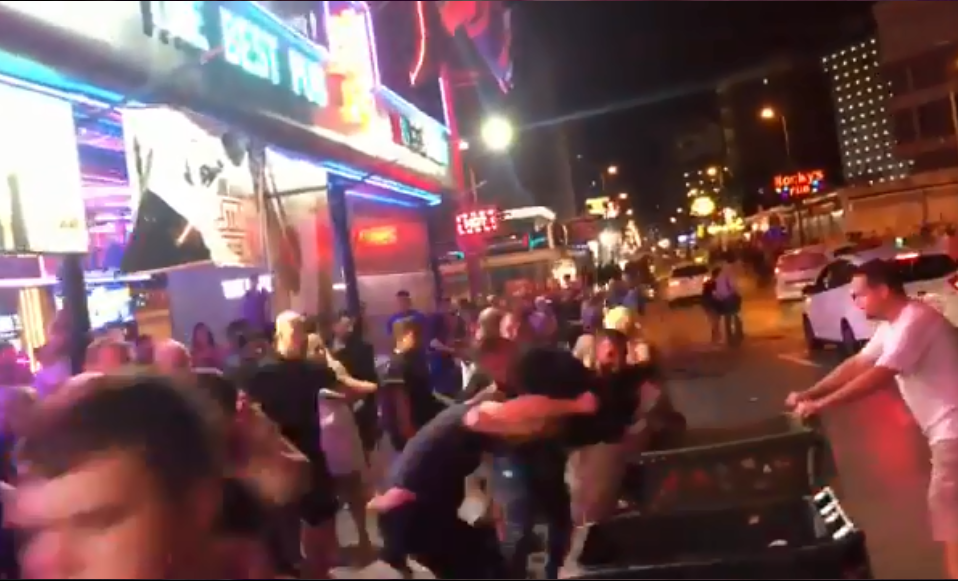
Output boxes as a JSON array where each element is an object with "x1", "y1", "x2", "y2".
[
  {"x1": 356, "y1": 225, "x2": 398, "y2": 246},
  {"x1": 773, "y1": 170, "x2": 825, "y2": 197},
  {"x1": 392, "y1": 114, "x2": 450, "y2": 168},
  {"x1": 0, "y1": 0, "x2": 453, "y2": 188},
  {"x1": 585, "y1": 196, "x2": 619, "y2": 219},
  {"x1": 325, "y1": 4, "x2": 377, "y2": 126},
  {"x1": 143, "y1": 1, "x2": 328, "y2": 107},
  {"x1": 456, "y1": 208, "x2": 499, "y2": 237}
]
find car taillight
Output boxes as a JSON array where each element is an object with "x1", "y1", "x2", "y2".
[
  {"x1": 895, "y1": 252, "x2": 920, "y2": 261},
  {"x1": 774, "y1": 267, "x2": 780, "y2": 275},
  {"x1": 949, "y1": 275, "x2": 958, "y2": 292}
]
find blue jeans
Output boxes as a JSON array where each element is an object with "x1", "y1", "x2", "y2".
[{"x1": 491, "y1": 455, "x2": 572, "y2": 579}]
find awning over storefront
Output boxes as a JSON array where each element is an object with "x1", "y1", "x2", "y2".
[{"x1": 0, "y1": 0, "x2": 454, "y2": 202}]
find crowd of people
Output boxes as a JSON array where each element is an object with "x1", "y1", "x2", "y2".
[{"x1": 0, "y1": 276, "x2": 689, "y2": 579}]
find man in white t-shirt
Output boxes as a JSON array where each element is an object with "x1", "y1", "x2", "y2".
[{"x1": 787, "y1": 258, "x2": 958, "y2": 578}]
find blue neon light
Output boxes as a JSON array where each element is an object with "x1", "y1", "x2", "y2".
[
  {"x1": 346, "y1": 191, "x2": 418, "y2": 208},
  {"x1": 323, "y1": 161, "x2": 441, "y2": 205}
]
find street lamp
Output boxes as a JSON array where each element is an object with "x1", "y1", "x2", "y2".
[
  {"x1": 480, "y1": 116, "x2": 514, "y2": 152},
  {"x1": 607, "y1": 165, "x2": 618, "y2": 175},
  {"x1": 759, "y1": 106, "x2": 792, "y2": 162},
  {"x1": 706, "y1": 166, "x2": 718, "y2": 177},
  {"x1": 618, "y1": 192, "x2": 628, "y2": 200}
]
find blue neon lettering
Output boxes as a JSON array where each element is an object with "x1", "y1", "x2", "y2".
[
  {"x1": 220, "y1": 8, "x2": 280, "y2": 86},
  {"x1": 288, "y1": 49, "x2": 328, "y2": 106}
]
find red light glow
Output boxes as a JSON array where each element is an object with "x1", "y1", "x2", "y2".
[
  {"x1": 357, "y1": 225, "x2": 398, "y2": 246},
  {"x1": 456, "y1": 208, "x2": 499, "y2": 237}
]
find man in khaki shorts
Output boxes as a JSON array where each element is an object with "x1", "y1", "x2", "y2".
[{"x1": 790, "y1": 259, "x2": 958, "y2": 578}]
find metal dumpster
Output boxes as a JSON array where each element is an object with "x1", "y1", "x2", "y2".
[
  {"x1": 622, "y1": 415, "x2": 834, "y2": 512},
  {"x1": 568, "y1": 488, "x2": 871, "y2": 579}
]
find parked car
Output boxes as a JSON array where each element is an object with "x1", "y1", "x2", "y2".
[
  {"x1": 801, "y1": 246, "x2": 958, "y2": 354},
  {"x1": 663, "y1": 263, "x2": 710, "y2": 306},
  {"x1": 775, "y1": 246, "x2": 831, "y2": 302}
]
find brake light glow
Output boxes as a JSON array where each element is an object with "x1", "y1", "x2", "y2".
[
  {"x1": 774, "y1": 267, "x2": 780, "y2": 275},
  {"x1": 669, "y1": 280, "x2": 679, "y2": 287},
  {"x1": 895, "y1": 252, "x2": 920, "y2": 261}
]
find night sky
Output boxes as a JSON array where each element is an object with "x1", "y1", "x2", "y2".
[{"x1": 514, "y1": 0, "x2": 876, "y2": 223}]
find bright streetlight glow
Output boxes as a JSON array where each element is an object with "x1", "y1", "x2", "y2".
[
  {"x1": 706, "y1": 166, "x2": 718, "y2": 177},
  {"x1": 759, "y1": 107, "x2": 776, "y2": 120},
  {"x1": 618, "y1": 192, "x2": 628, "y2": 200},
  {"x1": 458, "y1": 140, "x2": 470, "y2": 151},
  {"x1": 690, "y1": 195, "x2": 717, "y2": 217},
  {"x1": 481, "y1": 116, "x2": 514, "y2": 151},
  {"x1": 607, "y1": 165, "x2": 618, "y2": 175},
  {"x1": 669, "y1": 216, "x2": 677, "y2": 224}
]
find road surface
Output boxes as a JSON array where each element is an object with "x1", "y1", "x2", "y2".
[{"x1": 337, "y1": 278, "x2": 943, "y2": 578}]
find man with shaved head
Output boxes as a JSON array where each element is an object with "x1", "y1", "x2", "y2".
[
  {"x1": 239, "y1": 310, "x2": 340, "y2": 579},
  {"x1": 155, "y1": 339, "x2": 192, "y2": 374}
]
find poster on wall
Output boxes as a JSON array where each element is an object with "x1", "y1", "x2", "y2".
[
  {"x1": 119, "y1": 106, "x2": 262, "y2": 273},
  {"x1": 0, "y1": 83, "x2": 88, "y2": 254}
]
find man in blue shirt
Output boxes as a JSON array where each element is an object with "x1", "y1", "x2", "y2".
[{"x1": 386, "y1": 290, "x2": 426, "y2": 337}]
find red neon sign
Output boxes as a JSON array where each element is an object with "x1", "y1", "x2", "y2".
[
  {"x1": 356, "y1": 225, "x2": 398, "y2": 246},
  {"x1": 456, "y1": 208, "x2": 499, "y2": 237},
  {"x1": 773, "y1": 170, "x2": 825, "y2": 197}
]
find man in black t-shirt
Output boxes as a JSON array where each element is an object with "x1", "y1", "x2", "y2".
[
  {"x1": 381, "y1": 317, "x2": 442, "y2": 452},
  {"x1": 239, "y1": 311, "x2": 339, "y2": 580}
]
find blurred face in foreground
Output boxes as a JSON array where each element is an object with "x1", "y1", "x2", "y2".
[{"x1": 13, "y1": 450, "x2": 216, "y2": 579}]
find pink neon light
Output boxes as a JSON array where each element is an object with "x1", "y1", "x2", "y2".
[{"x1": 409, "y1": 1, "x2": 428, "y2": 86}]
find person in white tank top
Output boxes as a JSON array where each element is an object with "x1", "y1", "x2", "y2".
[{"x1": 787, "y1": 258, "x2": 958, "y2": 578}]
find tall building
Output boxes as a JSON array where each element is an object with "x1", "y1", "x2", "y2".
[
  {"x1": 824, "y1": 37, "x2": 907, "y2": 185},
  {"x1": 716, "y1": 57, "x2": 842, "y2": 214},
  {"x1": 875, "y1": 0, "x2": 958, "y2": 174},
  {"x1": 672, "y1": 119, "x2": 729, "y2": 205}
]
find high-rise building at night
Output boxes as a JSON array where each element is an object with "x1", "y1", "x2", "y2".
[
  {"x1": 874, "y1": 0, "x2": 958, "y2": 175},
  {"x1": 672, "y1": 120, "x2": 730, "y2": 205},
  {"x1": 715, "y1": 57, "x2": 842, "y2": 213},
  {"x1": 823, "y1": 37, "x2": 908, "y2": 185}
]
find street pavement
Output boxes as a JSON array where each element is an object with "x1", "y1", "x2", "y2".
[
  {"x1": 337, "y1": 276, "x2": 943, "y2": 578},
  {"x1": 646, "y1": 280, "x2": 942, "y2": 579}
]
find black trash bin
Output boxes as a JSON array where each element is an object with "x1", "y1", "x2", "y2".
[
  {"x1": 569, "y1": 488, "x2": 871, "y2": 579},
  {"x1": 623, "y1": 415, "x2": 834, "y2": 513}
]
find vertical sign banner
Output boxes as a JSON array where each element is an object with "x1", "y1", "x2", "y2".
[
  {"x1": 120, "y1": 106, "x2": 261, "y2": 273},
  {"x1": 0, "y1": 83, "x2": 88, "y2": 254}
]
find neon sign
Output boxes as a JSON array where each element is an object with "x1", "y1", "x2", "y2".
[
  {"x1": 773, "y1": 170, "x2": 825, "y2": 197},
  {"x1": 143, "y1": 1, "x2": 328, "y2": 107},
  {"x1": 326, "y1": 7, "x2": 377, "y2": 125},
  {"x1": 356, "y1": 225, "x2": 398, "y2": 246},
  {"x1": 456, "y1": 208, "x2": 499, "y2": 237}
]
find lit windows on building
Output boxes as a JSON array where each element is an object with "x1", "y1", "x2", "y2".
[
  {"x1": 823, "y1": 37, "x2": 908, "y2": 184},
  {"x1": 682, "y1": 166, "x2": 727, "y2": 198}
]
